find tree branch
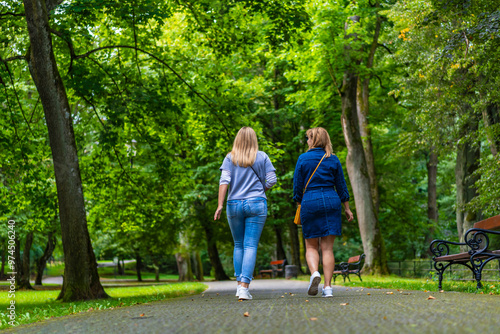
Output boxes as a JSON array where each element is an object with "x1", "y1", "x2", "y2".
[
  {"x1": 0, "y1": 58, "x2": 35, "y2": 137},
  {"x1": 46, "y1": 0, "x2": 64, "y2": 12},
  {"x1": 326, "y1": 57, "x2": 342, "y2": 97},
  {"x1": 377, "y1": 43, "x2": 393, "y2": 54},
  {"x1": 4, "y1": 56, "x2": 26, "y2": 62},
  {"x1": 80, "y1": 95, "x2": 147, "y2": 198},
  {"x1": 372, "y1": 74, "x2": 386, "y2": 89},
  {"x1": 49, "y1": 28, "x2": 75, "y2": 73},
  {"x1": 0, "y1": 74, "x2": 21, "y2": 143},
  {"x1": 0, "y1": 12, "x2": 25, "y2": 18},
  {"x1": 74, "y1": 45, "x2": 233, "y2": 140}
]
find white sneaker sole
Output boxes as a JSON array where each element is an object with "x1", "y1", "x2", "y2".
[{"x1": 308, "y1": 276, "x2": 321, "y2": 295}]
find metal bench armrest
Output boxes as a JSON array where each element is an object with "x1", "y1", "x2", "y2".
[
  {"x1": 430, "y1": 239, "x2": 468, "y2": 258},
  {"x1": 465, "y1": 228, "x2": 500, "y2": 253}
]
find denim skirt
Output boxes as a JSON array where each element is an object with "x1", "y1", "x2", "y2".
[{"x1": 300, "y1": 187, "x2": 342, "y2": 239}]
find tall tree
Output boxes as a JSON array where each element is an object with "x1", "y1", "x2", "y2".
[
  {"x1": 341, "y1": 11, "x2": 388, "y2": 274},
  {"x1": 22, "y1": 0, "x2": 107, "y2": 300}
]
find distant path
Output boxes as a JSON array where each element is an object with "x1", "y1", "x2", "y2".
[{"x1": 7, "y1": 279, "x2": 500, "y2": 333}]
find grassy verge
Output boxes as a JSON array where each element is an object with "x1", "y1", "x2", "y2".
[
  {"x1": 298, "y1": 274, "x2": 500, "y2": 294},
  {"x1": 0, "y1": 282, "x2": 207, "y2": 330}
]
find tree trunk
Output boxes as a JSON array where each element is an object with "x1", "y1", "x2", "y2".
[
  {"x1": 274, "y1": 225, "x2": 287, "y2": 261},
  {"x1": 35, "y1": 232, "x2": 56, "y2": 285},
  {"x1": 22, "y1": 0, "x2": 107, "y2": 301},
  {"x1": 176, "y1": 252, "x2": 193, "y2": 282},
  {"x1": 152, "y1": 258, "x2": 160, "y2": 282},
  {"x1": 288, "y1": 222, "x2": 304, "y2": 274},
  {"x1": 483, "y1": 103, "x2": 499, "y2": 156},
  {"x1": 355, "y1": 7, "x2": 382, "y2": 214},
  {"x1": 357, "y1": 77, "x2": 379, "y2": 214},
  {"x1": 202, "y1": 222, "x2": 230, "y2": 281},
  {"x1": 425, "y1": 147, "x2": 439, "y2": 256},
  {"x1": 341, "y1": 71, "x2": 389, "y2": 275},
  {"x1": 456, "y1": 114, "x2": 481, "y2": 247},
  {"x1": 135, "y1": 252, "x2": 142, "y2": 282},
  {"x1": 16, "y1": 232, "x2": 34, "y2": 290},
  {"x1": 117, "y1": 259, "x2": 123, "y2": 276},
  {"x1": 192, "y1": 251, "x2": 204, "y2": 281}
]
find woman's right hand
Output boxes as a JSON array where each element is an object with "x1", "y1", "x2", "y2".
[
  {"x1": 345, "y1": 209, "x2": 354, "y2": 222},
  {"x1": 214, "y1": 205, "x2": 223, "y2": 221}
]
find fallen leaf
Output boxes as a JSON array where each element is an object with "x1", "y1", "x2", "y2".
[
  {"x1": 427, "y1": 296, "x2": 436, "y2": 300},
  {"x1": 480, "y1": 292, "x2": 484, "y2": 294},
  {"x1": 140, "y1": 313, "x2": 145, "y2": 317},
  {"x1": 340, "y1": 303, "x2": 349, "y2": 306},
  {"x1": 310, "y1": 317, "x2": 318, "y2": 321},
  {"x1": 281, "y1": 295, "x2": 285, "y2": 298},
  {"x1": 489, "y1": 292, "x2": 494, "y2": 295},
  {"x1": 424, "y1": 290, "x2": 428, "y2": 293},
  {"x1": 386, "y1": 292, "x2": 394, "y2": 295},
  {"x1": 439, "y1": 290, "x2": 444, "y2": 293},
  {"x1": 290, "y1": 293, "x2": 295, "y2": 296},
  {"x1": 216, "y1": 293, "x2": 219, "y2": 296},
  {"x1": 383, "y1": 316, "x2": 387, "y2": 320},
  {"x1": 360, "y1": 289, "x2": 364, "y2": 291},
  {"x1": 238, "y1": 300, "x2": 243, "y2": 302},
  {"x1": 367, "y1": 293, "x2": 371, "y2": 295},
  {"x1": 305, "y1": 300, "x2": 309, "y2": 302},
  {"x1": 490, "y1": 285, "x2": 495, "y2": 289},
  {"x1": 243, "y1": 312, "x2": 250, "y2": 317}
]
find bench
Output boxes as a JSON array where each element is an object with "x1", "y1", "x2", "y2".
[
  {"x1": 259, "y1": 259, "x2": 286, "y2": 278},
  {"x1": 333, "y1": 254, "x2": 365, "y2": 283},
  {"x1": 430, "y1": 214, "x2": 500, "y2": 290}
]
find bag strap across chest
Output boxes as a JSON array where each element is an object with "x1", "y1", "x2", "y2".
[{"x1": 303, "y1": 153, "x2": 326, "y2": 193}]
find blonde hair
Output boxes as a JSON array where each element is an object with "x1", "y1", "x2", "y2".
[
  {"x1": 306, "y1": 127, "x2": 333, "y2": 157},
  {"x1": 231, "y1": 127, "x2": 258, "y2": 167}
]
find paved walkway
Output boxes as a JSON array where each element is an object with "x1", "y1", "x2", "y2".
[{"x1": 7, "y1": 280, "x2": 500, "y2": 333}]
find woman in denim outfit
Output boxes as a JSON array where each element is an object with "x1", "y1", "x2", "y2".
[
  {"x1": 293, "y1": 127, "x2": 354, "y2": 297},
  {"x1": 214, "y1": 127, "x2": 277, "y2": 300}
]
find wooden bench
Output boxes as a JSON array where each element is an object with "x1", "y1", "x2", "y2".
[
  {"x1": 333, "y1": 254, "x2": 365, "y2": 283},
  {"x1": 430, "y1": 214, "x2": 500, "y2": 290},
  {"x1": 259, "y1": 259, "x2": 286, "y2": 278}
]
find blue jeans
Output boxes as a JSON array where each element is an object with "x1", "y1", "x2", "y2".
[{"x1": 227, "y1": 197, "x2": 267, "y2": 284}]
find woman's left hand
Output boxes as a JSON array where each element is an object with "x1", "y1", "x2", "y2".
[
  {"x1": 345, "y1": 209, "x2": 354, "y2": 222},
  {"x1": 214, "y1": 206, "x2": 223, "y2": 221}
]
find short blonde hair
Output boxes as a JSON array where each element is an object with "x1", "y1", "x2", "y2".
[
  {"x1": 306, "y1": 127, "x2": 333, "y2": 157},
  {"x1": 231, "y1": 127, "x2": 258, "y2": 167}
]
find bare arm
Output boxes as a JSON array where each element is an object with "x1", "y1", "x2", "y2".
[
  {"x1": 342, "y1": 201, "x2": 354, "y2": 222},
  {"x1": 214, "y1": 184, "x2": 228, "y2": 220}
]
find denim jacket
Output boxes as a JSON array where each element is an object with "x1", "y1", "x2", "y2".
[{"x1": 293, "y1": 148, "x2": 350, "y2": 203}]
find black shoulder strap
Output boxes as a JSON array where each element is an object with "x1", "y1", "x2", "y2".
[{"x1": 249, "y1": 165, "x2": 266, "y2": 191}]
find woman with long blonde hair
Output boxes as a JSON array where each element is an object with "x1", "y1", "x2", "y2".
[
  {"x1": 293, "y1": 127, "x2": 354, "y2": 297},
  {"x1": 214, "y1": 127, "x2": 277, "y2": 300}
]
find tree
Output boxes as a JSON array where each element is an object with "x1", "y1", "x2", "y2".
[{"x1": 20, "y1": 0, "x2": 108, "y2": 301}]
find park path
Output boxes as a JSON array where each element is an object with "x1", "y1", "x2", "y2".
[{"x1": 7, "y1": 279, "x2": 500, "y2": 333}]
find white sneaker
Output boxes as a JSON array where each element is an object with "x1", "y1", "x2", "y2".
[
  {"x1": 322, "y1": 286, "x2": 333, "y2": 297},
  {"x1": 308, "y1": 271, "x2": 321, "y2": 296},
  {"x1": 236, "y1": 284, "x2": 241, "y2": 297},
  {"x1": 238, "y1": 287, "x2": 253, "y2": 300}
]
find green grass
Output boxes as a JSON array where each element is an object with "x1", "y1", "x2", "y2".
[
  {"x1": 0, "y1": 282, "x2": 207, "y2": 330},
  {"x1": 298, "y1": 274, "x2": 500, "y2": 294}
]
